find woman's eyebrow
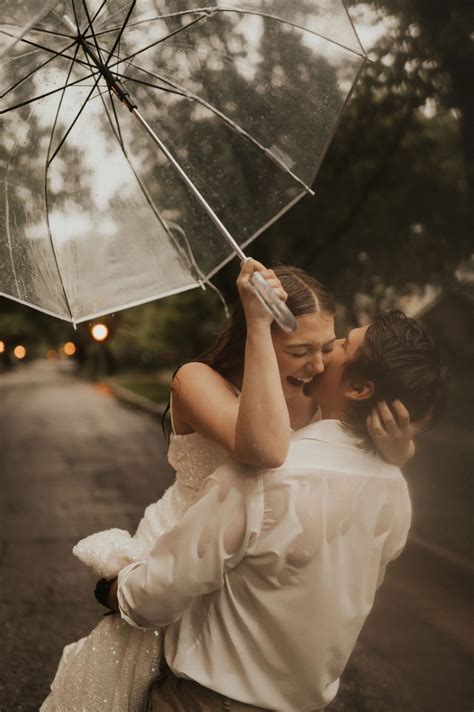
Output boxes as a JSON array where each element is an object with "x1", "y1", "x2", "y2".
[{"x1": 287, "y1": 336, "x2": 336, "y2": 349}]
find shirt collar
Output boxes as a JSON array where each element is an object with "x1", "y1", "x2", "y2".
[{"x1": 292, "y1": 419, "x2": 357, "y2": 447}]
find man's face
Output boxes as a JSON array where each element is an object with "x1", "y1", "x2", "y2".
[{"x1": 310, "y1": 325, "x2": 369, "y2": 416}]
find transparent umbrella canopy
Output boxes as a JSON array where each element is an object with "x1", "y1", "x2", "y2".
[{"x1": 0, "y1": 1, "x2": 366, "y2": 325}]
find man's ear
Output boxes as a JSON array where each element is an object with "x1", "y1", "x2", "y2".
[{"x1": 345, "y1": 381, "x2": 375, "y2": 402}]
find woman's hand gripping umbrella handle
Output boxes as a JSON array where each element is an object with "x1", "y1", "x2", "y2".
[{"x1": 248, "y1": 270, "x2": 298, "y2": 332}]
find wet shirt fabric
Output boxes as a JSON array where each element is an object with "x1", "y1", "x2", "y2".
[{"x1": 118, "y1": 420, "x2": 411, "y2": 712}]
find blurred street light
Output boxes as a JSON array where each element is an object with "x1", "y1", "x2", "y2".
[
  {"x1": 0, "y1": 341, "x2": 5, "y2": 354},
  {"x1": 91, "y1": 324, "x2": 109, "y2": 342},
  {"x1": 13, "y1": 345, "x2": 26, "y2": 360},
  {"x1": 64, "y1": 341, "x2": 77, "y2": 357}
]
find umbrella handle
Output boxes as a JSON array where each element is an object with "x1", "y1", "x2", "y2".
[{"x1": 249, "y1": 272, "x2": 298, "y2": 333}]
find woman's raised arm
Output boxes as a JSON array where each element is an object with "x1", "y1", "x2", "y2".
[{"x1": 171, "y1": 260, "x2": 291, "y2": 468}]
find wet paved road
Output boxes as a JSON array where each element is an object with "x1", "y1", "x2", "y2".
[
  {"x1": 0, "y1": 361, "x2": 175, "y2": 711},
  {"x1": 0, "y1": 361, "x2": 472, "y2": 711}
]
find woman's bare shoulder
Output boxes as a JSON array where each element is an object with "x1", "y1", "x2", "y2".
[
  {"x1": 170, "y1": 362, "x2": 240, "y2": 445},
  {"x1": 172, "y1": 362, "x2": 235, "y2": 394}
]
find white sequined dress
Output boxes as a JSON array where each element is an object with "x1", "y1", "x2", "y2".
[{"x1": 41, "y1": 431, "x2": 229, "y2": 712}]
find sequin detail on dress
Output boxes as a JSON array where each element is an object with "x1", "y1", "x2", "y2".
[{"x1": 41, "y1": 432, "x2": 228, "y2": 712}]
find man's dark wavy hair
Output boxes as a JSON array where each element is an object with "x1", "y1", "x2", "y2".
[{"x1": 342, "y1": 310, "x2": 447, "y2": 450}]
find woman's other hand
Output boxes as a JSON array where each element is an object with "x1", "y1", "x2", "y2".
[
  {"x1": 237, "y1": 258, "x2": 288, "y2": 325},
  {"x1": 367, "y1": 400, "x2": 420, "y2": 468}
]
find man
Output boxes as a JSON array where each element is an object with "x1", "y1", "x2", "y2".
[{"x1": 116, "y1": 310, "x2": 445, "y2": 711}]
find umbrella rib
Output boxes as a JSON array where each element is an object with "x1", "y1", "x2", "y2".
[
  {"x1": 42, "y1": 48, "x2": 83, "y2": 322},
  {"x1": 103, "y1": 86, "x2": 125, "y2": 148},
  {"x1": 46, "y1": 43, "x2": 81, "y2": 164},
  {"x1": 30, "y1": 27, "x2": 73, "y2": 39},
  {"x1": 116, "y1": 67, "x2": 314, "y2": 195},
  {"x1": 85, "y1": 7, "x2": 366, "y2": 59},
  {"x1": 3, "y1": 174, "x2": 22, "y2": 297},
  {"x1": 72, "y1": 0, "x2": 106, "y2": 48},
  {"x1": 0, "y1": 69, "x2": 99, "y2": 114},
  {"x1": 86, "y1": 0, "x2": 109, "y2": 29},
  {"x1": 0, "y1": 0, "x2": 63, "y2": 58},
  {"x1": 81, "y1": 0, "x2": 107, "y2": 62},
  {"x1": 0, "y1": 38, "x2": 78, "y2": 100},
  {"x1": 114, "y1": 74, "x2": 185, "y2": 97},
  {"x1": 0, "y1": 29, "x2": 91, "y2": 68},
  {"x1": 82, "y1": 43, "x2": 125, "y2": 149},
  {"x1": 342, "y1": 1, "x2": 367, "y2": 57},
  {"x1": 95, "y1": 80, "x2": 199, "y2": 282},
  {"x1": 106, "y1": 13, "x2": 210, "y2": 69},
  {"x1": 104, "y1": 0, "x2": 136, "y2": 67},
  {"x1": 0, "y1": 30, "x2": 71, "y2": 58},
  {"x1": 71, "y1": 0, "x2": 81, "y2": 35},
  {"x1": 47, "y1": 75, "x2": 102, "y2": 166},
  {"x1": 82, "y1": 12, "x2": 203, "y2": 40},
  {"x1": 213, "y1": 7, "x2": 367, "y2": 59}
]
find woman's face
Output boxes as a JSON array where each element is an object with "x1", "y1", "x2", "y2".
[{"x1": 272, "y1": 311, "x2": 336, "y2": 401}]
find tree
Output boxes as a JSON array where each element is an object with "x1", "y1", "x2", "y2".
[{"x1": 245, "y1": 1, "x2": 470, "y2": 320}]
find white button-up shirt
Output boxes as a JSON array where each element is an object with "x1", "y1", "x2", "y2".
[{"x1": 118, "y1": 420, "x2": 411, "y2": 712}]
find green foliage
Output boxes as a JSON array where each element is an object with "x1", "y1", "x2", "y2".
[
  {"x1": 109, "y1": 285, "x2": 228, "y2": 370},
  {"x1": 247, "y1": 1, "x2": 470, "y2": 309},
  {"x1": 0, "y1": 298, "x2": 73, "y2": 356}
]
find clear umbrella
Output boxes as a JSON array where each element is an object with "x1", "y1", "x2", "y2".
[{"x1": 0, "y1": 1, "x2": 366, "y2": 326}]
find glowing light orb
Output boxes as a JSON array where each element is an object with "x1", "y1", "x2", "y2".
[
  {"x1": 64, "y1": 341, "x2": 77, "y2": 356},
  {"x1": 13, "y1": 345, "x2": 26, "y2": 359},
  {"x1": 91, "y1": 324, "x2": 109, "y2": 342}
]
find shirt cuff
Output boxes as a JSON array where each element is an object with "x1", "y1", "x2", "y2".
[{"x1": 117, "y1": 560, "x2": 149, "y2": 630}]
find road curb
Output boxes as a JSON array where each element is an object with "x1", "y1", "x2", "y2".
[{"x1": 105, "y1": 380, "x2": 167, "y2": 418}]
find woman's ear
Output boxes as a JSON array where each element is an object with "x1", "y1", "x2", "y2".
[{"x1": 345, "y1": 381, "x2": 375, "y2": 401}]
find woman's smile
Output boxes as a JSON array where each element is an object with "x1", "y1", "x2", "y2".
[{"x1": 286, "y1": 374, "x2": 315, "y2": 388}]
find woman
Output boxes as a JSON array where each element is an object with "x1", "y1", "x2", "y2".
[{"x1": 41, "y1": 260, "x2": 413, "y2": 711}]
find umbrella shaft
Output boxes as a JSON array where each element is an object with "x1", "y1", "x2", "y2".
[
  {"x1": 63, "y1": 14, "x2": 136, "y2": 111},
  {"x1": 132, "y1": 108, "x2": 247, "y2": 263}
]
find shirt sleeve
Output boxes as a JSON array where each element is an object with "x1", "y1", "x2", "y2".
[
  {"x1": 377, "y1": 479, "x2": 412, "y2": 588},
  {"x1": 117, "y1": 462, "x2": 262, "y2": 629}
]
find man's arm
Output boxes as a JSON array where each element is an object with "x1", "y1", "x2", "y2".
[
  {"x1": 117, "y1": 464, "x2": 262, "y2": 630},
  {"x1": 376, "y1": 479, "x2": 412, "y2": 588}
]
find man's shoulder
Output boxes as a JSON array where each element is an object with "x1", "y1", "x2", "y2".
[{"x1": 278, "y1": 420, "x2": 402, "y2": 480}]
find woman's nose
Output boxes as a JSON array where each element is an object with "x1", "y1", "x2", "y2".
[{"x1": 307, "y1": 354, "x2": 324, "y2": 375}]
